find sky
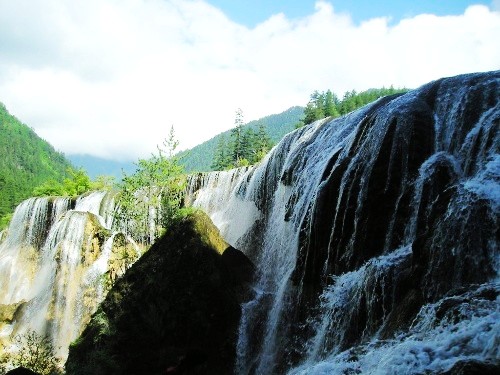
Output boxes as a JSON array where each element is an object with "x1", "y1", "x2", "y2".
[{"x1": 0, "y1": 0, "x2": 499, "y2": 161}]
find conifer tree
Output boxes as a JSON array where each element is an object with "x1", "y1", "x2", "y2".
[
  {"x1": 211, "y1": 135, "x2": 230, "y2": 170},
  {"x1": 254, "y1": 123, "x2": 272, "y2": 163},
  {"x1": 324, "y1": 90, "x2": 340, "y2": 117},
  {"x1": 230, "y1": 108, "x2": 245, "y2": 164},
  {"x1": 210, "y1": 111, "x2": 274, "y2": 169}
]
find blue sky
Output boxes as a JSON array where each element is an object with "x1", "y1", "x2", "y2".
[
  {"x1": 0, "y1": 0, "x2": 498, "y2": 160},
  {"x1": 209, "y1": 0, "x2": 492, "y2": 27}
]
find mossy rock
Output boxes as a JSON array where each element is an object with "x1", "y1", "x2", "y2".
[
  {"x1": 66, "y1": 211, "x2": 253, "y2": 375},
  {"x1": 0, "y1": 302, "x2": 24, "y2": 323}
]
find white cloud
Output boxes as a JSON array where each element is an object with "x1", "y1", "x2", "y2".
[{"x1": 0, "y1": 0, "x2": 499, "y2": 161}]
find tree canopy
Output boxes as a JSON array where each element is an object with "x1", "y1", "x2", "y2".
[
  {"x1": 212, "y1": 109, "x2": 273, "y2": 170},
  {"x1": 301, "y1": 86, "x2": 410, "y2": 126},
  {"x1": 115, "y1": 126, "x2": 186, "y2": 245}
]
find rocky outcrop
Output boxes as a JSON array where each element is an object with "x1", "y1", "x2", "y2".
[{"x1": 65, "y1": 211, "x2": 254, "y2": 375}]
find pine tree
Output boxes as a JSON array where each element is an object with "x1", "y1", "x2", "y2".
[
  {"x1": 303, "y1": 91, "x2": 326, "y2": 125},
  {"x1": 211, "y1": 135, "x2": 230, "y2": 170},
  {"x1": 324, "y1": 90, "x2": 340, "y2": 117},
  {"x1": 254, "y1": 123, "x2": 272, "y2": 163},
  {"x1": 230, "y1": 108, "x2": 245, "y2": 165},
  {"x1": 241, "y1": 128, "x2": 255, "y2": 163}
]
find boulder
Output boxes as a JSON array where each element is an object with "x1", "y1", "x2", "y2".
[{"x1": 65, "y1": 211, "x2": 253, "y2": 375}]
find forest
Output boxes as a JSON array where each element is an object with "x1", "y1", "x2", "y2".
[
  {"x1": 211, "y1": 109, "x2": 273, "y2": 170},
  {"x1": 300, "y1": 86, "x2": 409, "y2": 126},
  {"x1": 0, "y1": 103, "x2": 72, "y2": 229}
]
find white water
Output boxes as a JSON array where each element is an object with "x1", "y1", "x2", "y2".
[
  {"x1": 186, "y1": 73, "x2": 500, "y2": 374},
  {"x1": 289, "y1": 281, "x2": 499, "y2": 375},
  {"x1": 187, "y1": 167, "x2": 261, "y2": 247},
  {"x1": 0, "y1": 191, "x2": 135, "y2": 360}
]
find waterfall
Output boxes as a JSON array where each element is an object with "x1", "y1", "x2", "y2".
[
  {"x1": 0, "y1": 191, "x2": 135, "y2": 361},
  {"x1": 186, "y1": 71, "x2": 499, "y2": 374}
]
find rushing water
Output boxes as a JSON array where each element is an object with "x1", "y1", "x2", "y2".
[
  {"x1": 0, "y1": 191, "x2": 133, "y2": 360},
  {"x1": 186, "y1": 71, "x2": 500, "y2": 374}
]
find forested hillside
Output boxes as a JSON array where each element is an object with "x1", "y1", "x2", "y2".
[
  {"x1": 180, "y1": 88, "x2": 409, "y2": 172},
  {"x1": 0, "y1": 103, "x2": 73, "y2": 228},
  {"x1": 178, "y1": 106, "x2": 304, "y2": 172}
]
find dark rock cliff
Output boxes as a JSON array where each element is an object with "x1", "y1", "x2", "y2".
[{"x1": 65, "y1": 211, "x2": 253, "y2": 375}]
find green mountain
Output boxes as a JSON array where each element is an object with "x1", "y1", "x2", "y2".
[
  {"x1": 0, "y1": 102, "x2": 73, "y2": 228},
  {"x1": 178, "y1": 106, "x2": 304, "y2": 172}
]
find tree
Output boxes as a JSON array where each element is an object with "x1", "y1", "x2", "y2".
[
  {"x1": 241, "y1": 128, "x2": 255, "y2": 162},
  {"x1": 211, "y1": 135, "x2": 232, "y2": 170},
  {"x1": 211, "y1": 113, "x2": 274, "y2": 170},
  {"x1": 115, "y1": 126, "x2": 186, "y2": 244},
  {"x1": 1, "y1": 330, "x2": 62, "y2": 375},
  {"x1": 302, "y1": 87, "x2": 409, "y2": 124},
  {"x1": 303, "y1": 91, "x2": 327, "y2": 125},
  {"x1": 253, "y1": 123, "x2": 272, "y2": 163},
  {"x1": 60, "y1": 168, "x2": 93, "y2": 196},
  {"x1": 324, "y1": 90, "x2": 340, "y2": 117},
  {"x1": 230, "y1": 108, "x2": 245, "y2": 164},
  {"x1": 92, "y1": 175, "x2": 116, "y2": 191}
]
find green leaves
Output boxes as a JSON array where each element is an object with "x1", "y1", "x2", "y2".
[
  {"x1": 1, "y1": 329, "x2": 62, "y2": 375},
  {"x1": 32, "y1": 168, "x2": 96, "y2": 197},
  {"x1": 115, "y1": 126, "x2": 186, "y2": 244}
]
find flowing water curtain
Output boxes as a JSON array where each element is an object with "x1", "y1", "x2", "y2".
[
  {"x1": 0, "y1": 191, "x2": 131, "y2": 362},
  {"x1": 187, "y1": 72, "x2": 500, "y2": 374}
]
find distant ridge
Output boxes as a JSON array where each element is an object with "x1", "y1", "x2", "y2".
[
  {"x1": 178, "y1": 106, "x2": 304, "y2": 172},
  {"x1": 67, "y1": 154, "x2": 136, "y2": 180}
]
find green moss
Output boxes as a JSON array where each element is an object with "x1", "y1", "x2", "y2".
[{"x1": 190, "y1": 210, "x2": 229, "y2": 254}]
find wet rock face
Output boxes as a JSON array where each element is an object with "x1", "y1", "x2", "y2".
[
  {"x1": 267, "y1": 74, "x2": 498, "y2": 372},
  {"x1": 295, "y1": 94, "x2": 436, "y2": 287},
  {"x1": 66, "y1": 211, "x2": 254, "y2": 375},
  {"x1": 187, "y1": 71, "x2": 499, "y2": 374},
  {"x1": 439, "y1": 360, "x2": 500, "y2": 375}
]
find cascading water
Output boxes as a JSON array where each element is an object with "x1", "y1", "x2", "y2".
[
  {"x1": 186, "y1": 71, "x2": 499, "y2": 374},
  {"x1": 0, "y1": 191, "x2": 136, "y2": 361}
]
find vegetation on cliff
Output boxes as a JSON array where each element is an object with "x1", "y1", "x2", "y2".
[
  {"x1": 211, "y1": 109, "x2": 273, "y2": 170},
  {"x1": 31, "y1": 169, "x2": 113, "y2": 198},
  {"x1": 0, "y1": 330, "x2": 61, "y2": 375}
]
